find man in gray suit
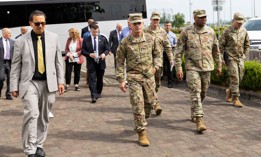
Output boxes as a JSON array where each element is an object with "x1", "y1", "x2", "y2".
[
  {"x1": 10, "y1": 10, "x2": 64, "y2": 157},
  {"x1": 0, "y1": 28, "x2": 14, "y2": 100}
]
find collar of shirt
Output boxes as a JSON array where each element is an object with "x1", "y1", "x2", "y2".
[
  {"x1": 117, "y1": 29, "x2": 121, "y2": 34},
  {"x1": 31, "y1": 30, "x2": 45, "y2": 40},
  {"x1": 193, "y1": 24, "x2": 207, "y2": 34},
  {"x1": 2, "y1": 38, "x2": 7, "y2": 42},
  {"x1": 129, "y1": 33, "x2": 146, "y2": 43},
  {"x1": 91, "y1": 35, "x2": 98, "y2": 40}
]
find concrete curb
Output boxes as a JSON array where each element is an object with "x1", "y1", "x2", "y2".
[
  {"x1": 208, "y1": 84, "x2": 261, "y2": 105},
  {"x1": 172, "y1": 80, "x2": 261, "y2": 105}
]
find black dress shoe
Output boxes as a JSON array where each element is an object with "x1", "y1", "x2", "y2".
[
  {"x1": 168, "y1": 83, "x2": 172, "y2": 88},
  {"x1": 36, "y1": 147, "x2": 46, "y2": 157},
  {"x1": 28, "y1": 154, "x2": 36, "y2": 157},
  {"x1": 6, "y1": 96, "x2": 13, "y2": 100},
  {"x1": 91, "y1": 98, "x2": 97, "y2": 103},
  {"x1": 75, "y1": 86, "x2": 80, "y2": 91}
]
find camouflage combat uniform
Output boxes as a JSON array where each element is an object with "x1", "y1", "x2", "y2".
[
  {"x1": 116, "y1": 33, "x2": 162, "y2": 132},
  {"x1": 175, "y1": 24, "x2": 222, "y2": 118},
  {"x1": 219, "y1": 26, "x2": 250, "y2": 97},
  {"x1": 144, "y1": 26, "x2": 173, "y2": 92}
]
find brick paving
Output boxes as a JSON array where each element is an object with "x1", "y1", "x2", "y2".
[{"x1": 0, "y1": 55, "x2": 261, "y2": 157}]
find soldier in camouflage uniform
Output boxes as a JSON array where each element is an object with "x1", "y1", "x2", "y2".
[
  {"x1": 219, "y1": 13, "x2": 250, "y2": 108},
  {"x1": 143, "y1": 11, "x2": 174, "y2": 117},
  {"x1": 175, "y1": 10, "x2": 222, "y2": 133},
  {"x1": 116, "y1": 13, "x2": 162, "y2": 146}
]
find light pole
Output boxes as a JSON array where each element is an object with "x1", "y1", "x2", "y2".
[
  {"x1": 253, "y1": 0, "x2": 256, "y2": 17},
  {"x1": 230, "y1": 0, "x2": 232, "y2": 19},
  {"x1": 189, "y1": 0, "x2": 192, "y2": 24}
]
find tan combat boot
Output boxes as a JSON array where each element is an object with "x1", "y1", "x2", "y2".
[
  {"x1": 233, "y1": 96, "x2": 243, "y2": 108},
  {"x1": 196, "y1": 117, "x2": 207, "y2": 133},
  {"x1": 154, "y1": 103, "x2": 162, "y2": 115},
  {"x1": 226, "y1": 89, "x2": 232, "y2": 102},
  {"x1": 138, "y1": 130, "x2": 150, "y2": 146}
]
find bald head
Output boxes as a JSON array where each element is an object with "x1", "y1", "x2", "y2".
[
  {"x1": 21, "y1": 26, "x2": 28, "y2": 35},
  {"x1": 88, "y1": 18, "x2": 94, "y2": 25},
  {"x1": 116, "y1": 23, "x2": 123, "y2": 32},
  {"x1": 2, "y1": 28, "x2": 11, "y2": 39}
]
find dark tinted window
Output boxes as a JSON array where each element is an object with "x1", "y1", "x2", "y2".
[
  {"x1": 244, "y1": 19, "x2": 261, "y2": 31},
  {"x1": 0, "y1": 0, "x2": 147, "y2": 28}
]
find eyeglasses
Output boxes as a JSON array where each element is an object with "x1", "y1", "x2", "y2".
[
  {"x1": 133, "y1": 22, "x2": 141, "y2": 25},
  {"x1": 33, "y1": 22, "x2": 46, "y2": 26}
]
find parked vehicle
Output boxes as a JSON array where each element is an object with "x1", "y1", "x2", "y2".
[{"x1": 243, "y1": 18, "x2": 261, "y2": 50}]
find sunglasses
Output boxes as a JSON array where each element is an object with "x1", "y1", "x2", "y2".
[
  {"x1": 199, "y1": 16, "x2": 207, "y2": 19},
  {"x1": 133, "y1": 22, "x2": 141, "y2": 25},
  {"x1": 33, "y1": 22, "x2": 46, "y2": 26}
]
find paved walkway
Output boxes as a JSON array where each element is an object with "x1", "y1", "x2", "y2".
[{"x1": 1, "y1": 55, "x2": 261, "y2": 157}]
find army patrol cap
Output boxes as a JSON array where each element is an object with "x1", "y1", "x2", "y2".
[
  {"x1": 129, "y1": 13, "x2": 143, "y2": 24},
  {"x1": 233, "y1": 13, "x2": 244, "y2": 23},
  {"x1": 193, "y1": 9, "x2": 207, "y2": 17},
  {"x1": 151, "y1": 11, "x2": 160, "y2": 20}
]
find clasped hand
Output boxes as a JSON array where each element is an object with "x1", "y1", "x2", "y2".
[{"x1": 89, "y1": 53, "x2": 106, "y2": 60}]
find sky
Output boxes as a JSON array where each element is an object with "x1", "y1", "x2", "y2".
[{"x1": 147, "y1": 0, "x2": 261, "y2": 24}]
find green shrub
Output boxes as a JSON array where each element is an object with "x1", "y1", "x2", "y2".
[
  {"x1": 167, "y1": 55, "x2": 261, "y2": 91},
  {"x1": 211, "y1": 65, "x2": 229, "y2": 86},
  {"x1": 211, "y1": 61, "x2": 261, "y2": 91},
  {"x1": 211, "y1": 25, "x2": 229, "y2": 38},
  {"x1": 240, "y1": 61, "x2": 261, "y2": 90},
  {"x1": 171, "y1": 28, "x2": 182, "y2": 34}
]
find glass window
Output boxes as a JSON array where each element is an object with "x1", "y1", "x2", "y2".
[
  {"x1": 0, "y1": 0, "x2": 147, "y2": 28},
  {"x1": 244, "y1": 20, "x2": 261, "y2": 31}
]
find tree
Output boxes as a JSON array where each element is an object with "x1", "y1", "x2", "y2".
[
  {"x1": 160, "y1": 11, "x2": 167, "y2": 23},
  {"x1": 172, "y1": 13, "x2": 185, "y2": 28},
  {"x1": 160, "y1": 13, "x2": 173, "y2": 23}
]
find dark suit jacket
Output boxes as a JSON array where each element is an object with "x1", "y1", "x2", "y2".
[
  {"x1": 81, "y1": 26, "x2": 89, "y2": 38},
  {"x1": 0, "y1": 37, "x2": 14, "y2": 69},
  {"x1": 109, "y1": 30, "x2": 120, "y2": 55},
  {"x1": 81, "y1": 35, "x2": 110, "y2": 71}
]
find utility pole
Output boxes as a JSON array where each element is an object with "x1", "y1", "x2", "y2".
[
  {"x1": 217, "y1": 0, "x2": 220, "y2": 37},
  {"x1": 213, "y1": 0, "x2": 224, "y2": 37}
]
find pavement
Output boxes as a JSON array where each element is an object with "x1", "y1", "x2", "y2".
[{"x1": 0, "y1": 54, "x2": 261, "y2": 157}]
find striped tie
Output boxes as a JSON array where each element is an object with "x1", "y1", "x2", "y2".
[{"x1": 37, "y1": 36, "x2": 45, "y2": 74}]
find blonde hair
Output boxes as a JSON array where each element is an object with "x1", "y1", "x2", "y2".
[{"x1": 68, "y1": 28, "x2": 80, "y2": 40}]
